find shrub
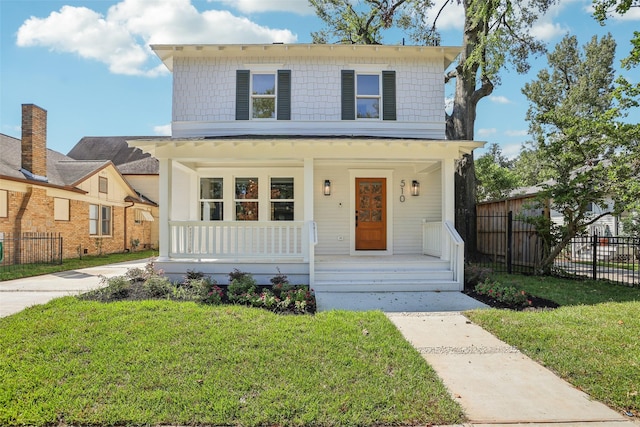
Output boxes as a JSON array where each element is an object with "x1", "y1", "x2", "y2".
[
  {"x1": 475, "y1": 279, "x2": 532, "y2": 308},
  {"x1": 143, "y1": 276, "x2": 173, "y2": 298},
  {"x1": 465, "y1": 265, "x2": 493, "y2": 290},
  {"x1": 94, "y1": 275, "x2": 131, "y2": 301},
  {"x1": 203, "y1": 283, "x2": 224, "y2": 305},
  {"x1": 228, "y1": 273, "x2": 257, "y2": 303}
]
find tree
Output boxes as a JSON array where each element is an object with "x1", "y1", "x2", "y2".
[
  {"x1": 475, "y1": 143, "x2": 521, "y2": 202},
  {"x1": 522, "y1": 34, "x2": 640, "y2": 273},
  {"x1": 309, "y1": 0, "x2": 558, "y2": 256}
]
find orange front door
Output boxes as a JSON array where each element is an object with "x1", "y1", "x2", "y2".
[{"x1": 355, "y1": 178, "x2": 387, "y2": 250}]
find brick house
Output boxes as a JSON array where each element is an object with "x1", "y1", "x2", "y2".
[{"x1": 0, "y1": 104, "x2": 157, "y2": 264}]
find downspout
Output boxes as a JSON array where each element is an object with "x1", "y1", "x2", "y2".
[{"x1": 124, "y1": 201, "x2": 135, "y2": 252}]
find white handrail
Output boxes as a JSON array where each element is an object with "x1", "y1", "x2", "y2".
[{"x1": 443, "y1": 220, "x2": 464, "y2": 285}]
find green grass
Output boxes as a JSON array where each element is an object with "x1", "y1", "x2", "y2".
[
  {"x1": 467, "y1": 302, "x2": 640, "y2": 414},
  {"x1": 491, "y1": 273, "x2": 640, "y2": 306},
  {"x1": 0, "y1": 249, "x2": 156, "y2": 281},
  {"x1": 0, "y1": 298, "x2": 464, "y2": 426}
]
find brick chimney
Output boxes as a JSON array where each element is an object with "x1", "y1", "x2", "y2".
[{"x1": 21, "y1": 104, "x2": 47, "y2": 178}]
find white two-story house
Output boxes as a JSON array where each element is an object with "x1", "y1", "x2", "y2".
[{"x1": 129, "y1": 43, "x2": 483, "y2": 292}]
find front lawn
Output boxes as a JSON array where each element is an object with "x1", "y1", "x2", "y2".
[
  {"x1": 0, "y1": 249, "x2": 156, "y2": 281},
  {"x1": 467, "y1": 301, "x2": 640, "y2": 415},
  {"x1": 0, "y1": 298, "x2": 464, "y2": 426},
  {"x1": 490, "y1": 273, "x2": 640, "y2": 306}
]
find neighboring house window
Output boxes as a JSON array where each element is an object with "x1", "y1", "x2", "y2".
[
  {"x1": 134, "y1": 209, "x2": 154, "y2": 224},
  {"x1": 0, "y1": 190, "x2": 7, "y2": 218},
  {"x1": 99, "y1": 176, "x2": 108, "y2": 194},
  {"x1": 236, "y1": 70, "x2": 291, "y2": 120},
  {"x1": 235, "y1": 177, "x2": 259, "y2": 221},
  {"x1": 341, "y1": 70, "x2": 396, "y2": 120},
  {"x1": 200, "y1": 178, "x2": 223, "y2": 221},
  {"x1": 270, "y1": 177, "x2": 294, "y2": 221},
  {"x1": 89, "y1": 204, "x2": 112, "y2": 236},
  {"x1": 54, "y1": 198, "x2": 70, "y2": 221}
]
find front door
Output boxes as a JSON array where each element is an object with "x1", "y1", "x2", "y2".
[{"x1": 355, "y1": 178, "x2": 387, "y2": 250}]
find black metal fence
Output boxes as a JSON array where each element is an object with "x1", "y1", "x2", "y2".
[
  {"x1": 471, "y1": 211, "x2": 545, "y2": 274},
  {"x1": 0, "y1": 232, "x2": 63, "y2": 275},
  {"x1": 554, "y1": 234, "x2": 639, "y2": 287}
]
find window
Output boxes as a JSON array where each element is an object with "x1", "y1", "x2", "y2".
[
  {"x1": 235, "y1": 177, "x2": 259, "y2": 221},
  {"x1": 252, "y1": 74, "x2": 276, "y2": 119},
  {"x1": 342, "y1": 70, "x2": 396, "y2": 121},
  {"x1": 200, "y1": 178, "x2": 223, "y2": 221},
  {"x1": 270, "y1": 178, "x2": 294, "y2": 221},
  {"x1": 236, "y1": 70, "x2": 291, "y2": 120},
  {"x1": 89, "y1": 204, "x2": 112, "y2": 236},
  {"x1": 356, "y1": 74, "x2": 380, "y2": 118},
  {"x1": 54, "y1": 198, "x2": 70, "y2": 221},
  {"x1": 99, "y1": 176, "x2": 108, "y2": 193},
  {"x1": 135, "y1": 209, "x2": 154, "y2": 223},
  {"x1": 0, "y1": 190, "x2": 7, "y2": 218}
]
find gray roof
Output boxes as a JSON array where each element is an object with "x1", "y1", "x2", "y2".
[
  {"x1": 67, "y1": 136, "x2": 161, "y2": 166},
  {"x1": 0, "y1": 133, "x2": 108, "y2": 187},
  {"x1": 117, "y1": 156, "x2": 159, "y2": 175}
]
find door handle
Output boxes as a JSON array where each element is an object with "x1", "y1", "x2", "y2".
[{"x1": 355, "y1": 210, "x2": 358, "y2": 228}]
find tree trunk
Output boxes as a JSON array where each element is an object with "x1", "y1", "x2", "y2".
[{"x1": 448, "y1": 2, "x2": 492, "y2": 261}]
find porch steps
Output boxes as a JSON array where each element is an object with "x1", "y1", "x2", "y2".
[{"x1": 313, "y1": 258, "x2": 459, "y2": 292}]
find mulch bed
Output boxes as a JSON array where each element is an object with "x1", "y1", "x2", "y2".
[{"x1": 464, "y1": 290, "x2": 560, "y2": 311}]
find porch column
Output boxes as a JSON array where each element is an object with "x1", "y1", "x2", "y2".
[
  {"x1": 303, "y1": 157, "x2": 315, "y2": 284},
  {"x1": 441, "y1": 158, "x2": 455, "y2": 260},
  {"x1": 158, "y1": 158, "x2": 172, "y2": 261}
]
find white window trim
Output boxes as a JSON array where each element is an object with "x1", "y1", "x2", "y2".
[
  {"x1": 89, "y1": 204, "x2": 113, "y2": 237},
  {"x1": 355, "y1": 73, "x2": 382, "y2": 120},
  {"x1": 250, "y1": 72, "x2": 277, "y2": 120},
  {"x1": 199, "y1": 177, "x2": 224, "y2": 221}
]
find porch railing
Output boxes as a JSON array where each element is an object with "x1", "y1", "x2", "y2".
[
  {"x1": 169, "y1": 221, "x2": 305, "y2": 259},
  {"x1": 422, "y1": 220, "x2": 442, "y2": 256},
  {"x1": 444, "y1": 220, "x2": 465, "y2": 284}
]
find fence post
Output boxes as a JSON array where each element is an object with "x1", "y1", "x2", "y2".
[
  {"x1": 592, "y1": 232, "x2": 598, "y2": 280},
  {"x1": 506, "y1": 211, "x2": 513, "y2": 274}
]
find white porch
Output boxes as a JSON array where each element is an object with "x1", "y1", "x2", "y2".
[{"x1": 129, "y1": 136, "x2": 478, "y2": 291}]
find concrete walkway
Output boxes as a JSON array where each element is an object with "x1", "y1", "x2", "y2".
[
  {"x1": 388, "y1": 311, "x2": 639, "y2": 427},
  {"x1": 0, "y1": 259, "x2": 149, "y2": 317}
]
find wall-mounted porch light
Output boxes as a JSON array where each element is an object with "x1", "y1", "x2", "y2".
[
  {"x1": 411, "y1": 180, "x2": 420, "y2": 196},
  {"x1": 324, "y1": 179, "x2": 331, "y2": 196}
]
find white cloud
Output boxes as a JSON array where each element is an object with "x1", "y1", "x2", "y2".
[
  {"x1": 16, "y1": 0, "x2": 297, "y2": 76},
  {"x1": 444, "y1": 96, "x2": 454, "y2": 114},
  {"x1": 490, "y1": 95, "x2": 511, "y2": 104},
  {"x1": 504, "y1": 130, "x2": 528, "y2": 137},
  {"x1": 425, "y1": 0, "x2": 465, "y2": 31},
  {"x1": 214, "y1": 0, "x2": 313, "y2": 15},
  {"x1": 501, "y1": 143, "x2": 523, "y2": 159},
  {"x1": 153, "y1": 124, "x2": 172, "y2": 136},
  {"x1": 477, "y1": 128, "x2": 497, "y2": 137}
]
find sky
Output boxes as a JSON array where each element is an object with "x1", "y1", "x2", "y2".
[{"x1": 1, "y1": 0, "x2": 638, "y2": 159}]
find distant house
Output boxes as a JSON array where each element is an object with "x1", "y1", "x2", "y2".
[
  {"x1": 129, "y1": 43, "x2": 484, "y2": 291},
  {"x1": 68, "y1": 136, "x2": 161, "y2": 248},
  {"x1": 0, "y1": 104, "x2": 157, "y2": 264}
]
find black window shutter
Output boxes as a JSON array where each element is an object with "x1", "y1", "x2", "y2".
[
  {"x1": 277, "y1": 70, "x2": 291, "y2": 120},
  {"x1": 236, "y1": 70, "x2": 250, "y2": 120},
  {"x1": 382, "y1": 70, "x2": 396, "y2": 121},
  {"x1": 341, "y1": 70, "x2": 355, "y2": 120}
]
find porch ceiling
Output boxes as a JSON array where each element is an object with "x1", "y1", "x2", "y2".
[{"x1": 128, "y1": 137, "x2": 484, "y2": 161}]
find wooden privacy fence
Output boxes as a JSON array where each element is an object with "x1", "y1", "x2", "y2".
[{"x1": 474, "y1": 211, "x2": 545, "y2": 274}]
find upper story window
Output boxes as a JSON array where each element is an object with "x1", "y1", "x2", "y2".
[
  {"x1": 252, "y1": 74, "x2": 276, "y2": 119},
  {"x1": 356, "y1": 74, "x2": 380, "y2": 119},
  {"x1": 236, "y1": 69, "x2": 291, "y2": 121},
  {"x1": 99, "y1": 176, "x2": 108, "y2": 194},
  {"x1": 342, "y1": 70, "x2": 396, "y2": 121}
]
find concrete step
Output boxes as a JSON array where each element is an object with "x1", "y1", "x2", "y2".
[
  {"x1": 313, "y1": 280, "x2": 460, "y2": 293},
  {"x1": 315, "y1": 269, "x2": 454, "y2": 282}
]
